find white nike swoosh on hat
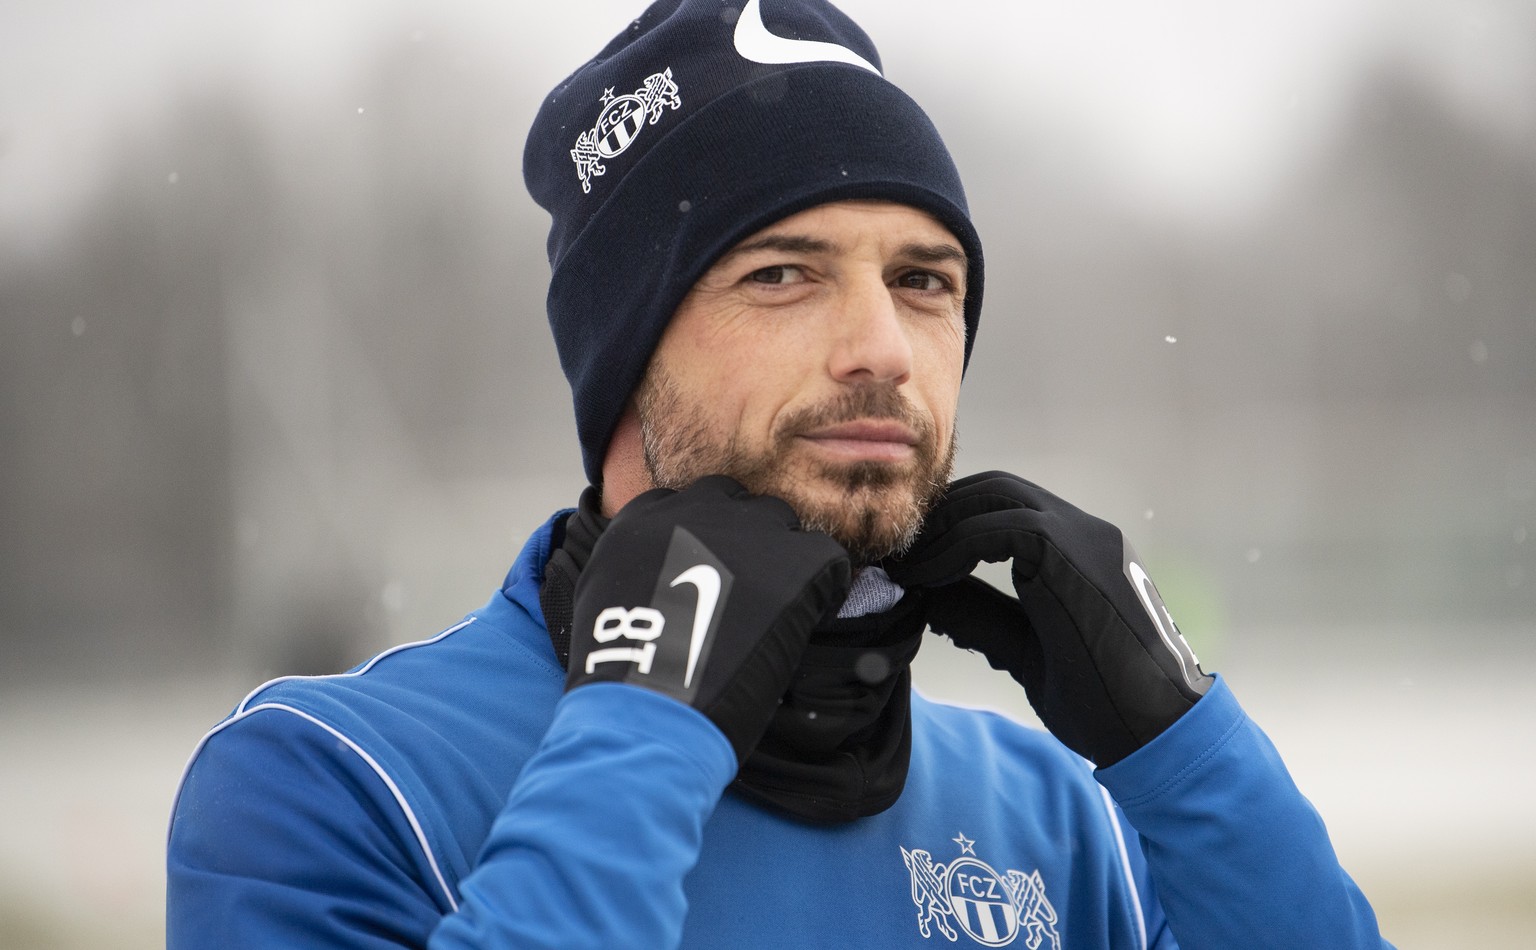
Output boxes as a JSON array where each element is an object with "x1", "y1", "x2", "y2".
[{"x1": 732, "y1": 0, "x2": 881, "y2": 75}]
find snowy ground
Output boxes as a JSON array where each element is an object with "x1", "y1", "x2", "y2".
[
  {"x1": 913, "y1": 622, "x2": 1536, "y2": 948},
  {"x1": 2, "y1": 623, "x2": 1532, "y2": 949}
]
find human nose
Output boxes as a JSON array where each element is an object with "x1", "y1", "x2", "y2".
[{"x1": 826, "y1": 273, "x2": 913, "y2": 386}]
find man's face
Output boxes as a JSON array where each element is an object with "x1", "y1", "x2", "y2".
[{"x1": 636, "y1": 200, "x2": 967, "y2": 564}]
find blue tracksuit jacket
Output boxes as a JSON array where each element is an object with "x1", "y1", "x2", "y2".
[{"x1": 166, "y1": 511, "x2": 1392, "y2": 948}]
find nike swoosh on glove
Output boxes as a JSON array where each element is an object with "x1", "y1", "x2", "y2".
[
  {"x1": 886, "y1": 471, "x2": 1212, "y2": 767},
  {"x1": 567, "y1": 475, "x2": 852, "y2": 764}
]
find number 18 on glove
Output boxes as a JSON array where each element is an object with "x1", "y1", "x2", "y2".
[{"x1": 566, "y1": 476, "x2": 851, "y2": 765}]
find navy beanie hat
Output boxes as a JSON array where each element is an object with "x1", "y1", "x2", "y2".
[{"x1": 524, "y1": 0, "x2": 984, "y2": 484}]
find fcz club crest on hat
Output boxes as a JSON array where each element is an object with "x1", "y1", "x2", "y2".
[
  {"x1": 570, "y1": 68, "x2": 682, "y2": 193},
  {"x1": 900, "y1": 834, "x2": 1060, "y2": 948}
]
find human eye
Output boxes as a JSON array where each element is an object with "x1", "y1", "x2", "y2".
[
  {"x1": 745, "y1": 264, "x2": 807, "y2": 285},
  {"x1": 894, "y1": 269, "x2": 951, "y2": 292}
]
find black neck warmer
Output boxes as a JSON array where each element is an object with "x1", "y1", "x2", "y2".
[{"x1": 539, "y1": 488, "x2": 923, "y2": 824}]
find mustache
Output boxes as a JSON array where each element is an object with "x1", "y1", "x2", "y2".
[{"x1": 774, "y1": 384, "x2": 935, "y2": 444}]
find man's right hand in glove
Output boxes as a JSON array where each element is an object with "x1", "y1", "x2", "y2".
[{"x1": 566, "y1": 475, "x2": 852, "y2": 764}]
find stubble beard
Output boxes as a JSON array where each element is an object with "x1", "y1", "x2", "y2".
[{"x1": 636, "y1": 368, "x2": 957, "y2": 566}]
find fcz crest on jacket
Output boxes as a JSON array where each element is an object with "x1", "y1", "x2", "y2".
[
  {"x1": 570, "y1": 68, "x2": 682, "y2": 193},
  {"x1": 900, "y1": 834, "x2": 1059, "y2": 948}
]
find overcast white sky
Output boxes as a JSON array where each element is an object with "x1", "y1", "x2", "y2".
[{"x1": 1, "y1": 0, "x2": 1532, "y2": 233}]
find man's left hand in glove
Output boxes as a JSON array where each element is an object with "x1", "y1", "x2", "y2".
[{"x1": 886, "y1": 471, "x2": 1213, "y2": 767}]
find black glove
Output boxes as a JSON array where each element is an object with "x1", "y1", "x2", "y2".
[
  {"x1": 886, "y1": 471, "x2": 1212, "y2": 767},
  {"x1": 567, "y1": 476, "x2": 852, "y2": 764}
]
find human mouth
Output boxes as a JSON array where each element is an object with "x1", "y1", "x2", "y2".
[{"x1": 796, "y1": 420, "x2": 919, "y2": 464}]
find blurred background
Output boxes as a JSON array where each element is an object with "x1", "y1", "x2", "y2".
[{"x1": 2, "y1": 0, "x2": 1532, "y2": 945}]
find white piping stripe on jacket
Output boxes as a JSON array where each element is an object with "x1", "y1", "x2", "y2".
[
  {"x1": 1098, "y1": 784, "x2": 1149, "y2": 950},
  {"x1": 168, "y1": 618, "x2": 479, "y2": 912}
]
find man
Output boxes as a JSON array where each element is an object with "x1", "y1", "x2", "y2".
[{"x1": 168, "y1": 1, "x2": 1393, "y2": 947}]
